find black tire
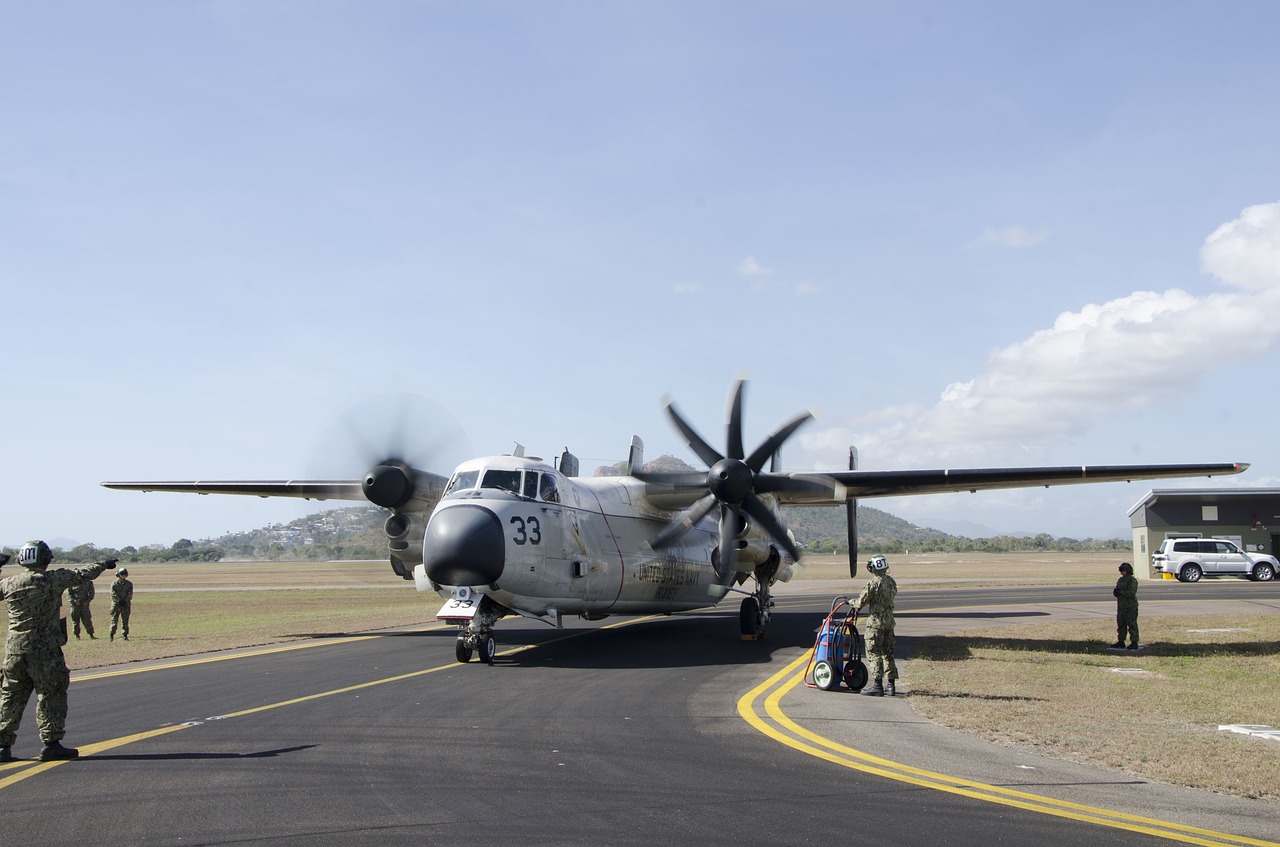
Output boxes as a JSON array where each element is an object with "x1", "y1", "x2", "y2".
[
  {"x1": 1252, "y1": 563, "x2": 1276, "y2": 582},
  {"x1": 1178, "y1": 563, "x2": 1203, "y2": 583},
  {"x1": 739, "y1": 596, "x2": 762, "y2": 638},
  {"x1": 455, "y1": 639, "x2": 473, "y2": 664},
  {"x1": 478, "y1": 634, "x2": 497, "y2": 664},
  {"x1": 843, "y1": 660, "x2": 869, "y2": 692},
  {"x1": 813, "y1": 660, "x2": 840, "y2": 691}
]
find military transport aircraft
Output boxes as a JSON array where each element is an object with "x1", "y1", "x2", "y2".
[{"x1": 104, "y1": 380, "x2": 1247, "y2": 664}]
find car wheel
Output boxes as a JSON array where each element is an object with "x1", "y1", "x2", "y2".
[
  {"x1": 1252, "y1": 563, "x2": 1276, "y2": 582},
  {"x1": 1179, "y1": 563, "x2": 1203, "y2": 583}
]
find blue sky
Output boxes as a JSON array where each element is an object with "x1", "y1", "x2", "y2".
[{"x1": 4, "y1": 1, "x2": 1280, "y2": 549}]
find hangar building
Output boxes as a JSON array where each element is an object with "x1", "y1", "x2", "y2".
[{"x1": 1127, "y1": 488, "x2": 1280, "y2": 578}]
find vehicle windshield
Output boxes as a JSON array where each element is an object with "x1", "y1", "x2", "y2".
[
  {"x1": 444, "y1": 470, "x2": 479, "y2": 495},
  {"x1": 481, "y1": 469, "x2": 523, "y2": 495}
]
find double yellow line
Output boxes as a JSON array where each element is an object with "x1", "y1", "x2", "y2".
[{"x1": 738, "y1": 652, "x2": 1278, "y2": 847}]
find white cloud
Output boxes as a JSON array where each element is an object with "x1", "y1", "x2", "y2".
[
  {"x1": 794, "y1": 281, "x2": 823, "y2": 296},
  {"x1": 672, "y1": 282, "x2": 700, "y2": 294},
  {"x1": 737, "y1": 256, "x2": 773, "y2": 277},
  {"x1": 974, "y1": 224, "x2": 1048, "y2": 248},
  {"x1": 799, "y1": 202, "x2": 1280, "y2": 469}
]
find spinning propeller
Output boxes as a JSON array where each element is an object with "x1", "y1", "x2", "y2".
[
  {"x1": 636, "y1": 380, "x2": 836, "y2": 579},
  {"x1": 306, "y1": 393, "x2": 470, "y2": 511}
]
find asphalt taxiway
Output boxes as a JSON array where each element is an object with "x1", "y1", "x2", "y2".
[{"x1": 1, "y1": 581, "x2": 1277, "y2": 846}]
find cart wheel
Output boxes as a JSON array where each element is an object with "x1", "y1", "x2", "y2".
[
  {"x1": 843, "y1": 660, "x2": 869, "y2": 692},
  {"x1": 813, "y1": 660, "x2": 840, "y2": 691}
]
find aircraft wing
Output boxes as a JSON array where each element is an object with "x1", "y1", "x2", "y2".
[
  {"x1": 100, "y1": 480, "x2": 368, "y2": 500},
  {"x1": 768, "y1": 462, "x2": 1250, "y2": 505}
]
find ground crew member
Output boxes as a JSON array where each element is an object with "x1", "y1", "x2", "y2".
[
  {"x1": 110, "y1": 568, "x2": 134, "y2": 641},
  {"x1": 1112, "y1": 562, "x2": 1139, "y2": 650},
  {"x1": 0, "y1": 540, "x2": 116, "y2": 763},
  {"x1": 68, "y1": 579, "x2": 97, "y2": 639},
  {"x1": 855, "y1": 554, "x2": 899, "y2": 696}
]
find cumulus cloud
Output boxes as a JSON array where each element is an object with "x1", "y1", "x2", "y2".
[
  {"x1": 737, "y1": 256, "x2": 773, "y2": 277},
  {"x1": 974, "y1": 224, "x2": 1048, "y2": 248},
  {"x1": 799, "y1": 202, "x2": 1280, "y2": 468}
]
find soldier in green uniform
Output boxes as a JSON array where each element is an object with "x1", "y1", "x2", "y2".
[
  {"x1": 0, "y1": 540, "x2": 116, "y2": 763},
  {"x1": 855, "y1": 555, "x2": 899, "y2": 696},
  {"x1": 109, "y1": 568, "x2": 134, "y2": 641},
  {"x1": 1112, "y1": 562, "x2": 1139, "y2": 650},
  {"x1": 67, "y1": 579, "x2": 97, "y2": 639}
]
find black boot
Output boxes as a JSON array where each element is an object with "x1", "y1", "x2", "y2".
[
  {"x1": 885, "y1": 680, "x2": 896, "y2": 696},
  {"x1": 1110, "y1": 641, "x2": 1124, "y2": 649},
  {"x1": 862, "y1": 679, "x2": 884, "y2": 696},
  {"x1": 0, "y1": 745, "x2": 12, "y2": 763},
  {"x1": 39, "y1": 741, "x2": 79, "y2": 761}
]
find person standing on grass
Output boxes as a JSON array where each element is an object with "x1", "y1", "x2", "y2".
[
  {"x1": 855, "y1": 555, "x2": 899, "y2": 696},
  {"x1": 68, "y1": 579, "x2": 97, "y2": 640},
  {"x1": 1112, "y1": 562, "x2": 1139, "y2": 650},
  {"x1": 109, "y1": 568, "x2": 134, "y2": 641}
]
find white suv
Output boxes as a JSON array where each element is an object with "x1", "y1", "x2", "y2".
[{"x1": 1152, "y1": 537, "x2": 1279, "y2": 583}]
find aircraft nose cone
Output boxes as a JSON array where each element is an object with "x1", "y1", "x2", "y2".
[{"x1": 423, "y1": 505, "x2": 505, "y2": 587}]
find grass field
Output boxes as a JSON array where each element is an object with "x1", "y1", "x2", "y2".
[{"x1": 4, "y1": 553, "x2": 1277, "y2": 801}]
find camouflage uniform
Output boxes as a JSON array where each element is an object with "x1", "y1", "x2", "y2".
[
  {"x1": 855, "y1": 571, "x2": 898, "y2": 683},
  {"x1": 68, "y1": 581, "x2": 96, "y2": 639},
  {"x1": 1114, "y1": 572, "x2": 1139, "y2": 647},
  {"x1": 110, "y1": 573, "x2": 133, "y2": 641},
  {"x1": 0, "y1": 561, "x2": 112, "y2": 748}
]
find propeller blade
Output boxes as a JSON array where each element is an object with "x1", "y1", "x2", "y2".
[
  {"x1": 740, "y1": 494, "x2": 802, "y2": 561},
  {"x1": 754, "y1": 471, "x2": 843, "y2": 499},
  {"x1": 726, "y1": 379, "x2": 746, "y2": 461},
  {"x1": 744, "y1": 409, "x2": 814, "y2": 473},
  {"x1": 665, "y1": 400, "x2": 724, "y2": 468},
  {"x1": 632, "y1": 470, "x2": 711, "y2": 494},
  {"x1": 716, "y1": 503, "x2": 740, "y2": 580},
  {"x1": 650, "y1": 494, "x2": 717, "y2": 549}
]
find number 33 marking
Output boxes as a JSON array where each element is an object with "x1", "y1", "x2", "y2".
[{"x1": 510, "y1": 516, "x2": 541, "y2": 545}]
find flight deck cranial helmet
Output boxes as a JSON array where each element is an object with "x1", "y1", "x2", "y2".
[
  {"x1": 18, "y1": 540, "x2": 54, "y2": 569},
  {"x1": 1118, "y1": 562, "x2": 1133, "y2": 574},
  {"x1": 117, "y1": 568, "x2": 129, "y2": 577},
  {"x1": 867, "y1": 555, "x2": 889, "y2": 573}
]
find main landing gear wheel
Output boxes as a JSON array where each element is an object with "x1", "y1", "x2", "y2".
[
  {"x1": 812, "y1": 660, "x2": 840, "y2": 691},
  {"x1": 478, "y1": 634, "x2": 497, "y2": 664},
  {"x1": 739, "y1": 596, "x2": 764, "y2": 640},
  {"x1": 843, "y1": 659, "x2": 869, "y2": 692},
  {"x1": 455, "y1": 639, "x2": 473, "y2": 664}
]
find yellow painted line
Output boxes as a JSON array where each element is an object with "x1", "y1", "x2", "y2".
[
  {"x1": 73, "y1": 624, "x2": 450, "y2": 682},
  {"x1": 739, "y1": 652, "x2": 1278, "y2": 847},
  {"x1": 3, "y1": 617, "x2": 657, "y2": 791}
]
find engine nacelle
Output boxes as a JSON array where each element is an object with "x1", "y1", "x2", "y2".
[{"x1": 384, "y1": 511, "x2": 428, "y2": 579}]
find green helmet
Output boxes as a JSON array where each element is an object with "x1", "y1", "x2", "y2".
[
  {"x1": 18, "y1": 540, "x2": 53, "y2": 568},
  {"x1": 867, "y1": 555, "x2": 889, "y2": 573}
]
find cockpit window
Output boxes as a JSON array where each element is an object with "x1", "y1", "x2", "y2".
[
  {"x1": 540, "y1": 474, "x2": 559, "y2": 503},
  {"x1": 445, "y1": 470, "x2": 479, "y2": 495},
  {"x1": 481, "y1": 469, "x2": 523, "y2": 495},
  {"x1": 523, "y1": 472, "x2": 539, "y2": 499}
]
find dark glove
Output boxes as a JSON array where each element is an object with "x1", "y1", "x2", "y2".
[
  {"x1": 1112, "y1": 587, "x2": 1119, "y2": 597},
  {"x1": 102, "y1": 559, "x2": 119, "y2": 569},
  {"x1": 0, "y1": 552, "x2": 9, "y2": 567}
]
